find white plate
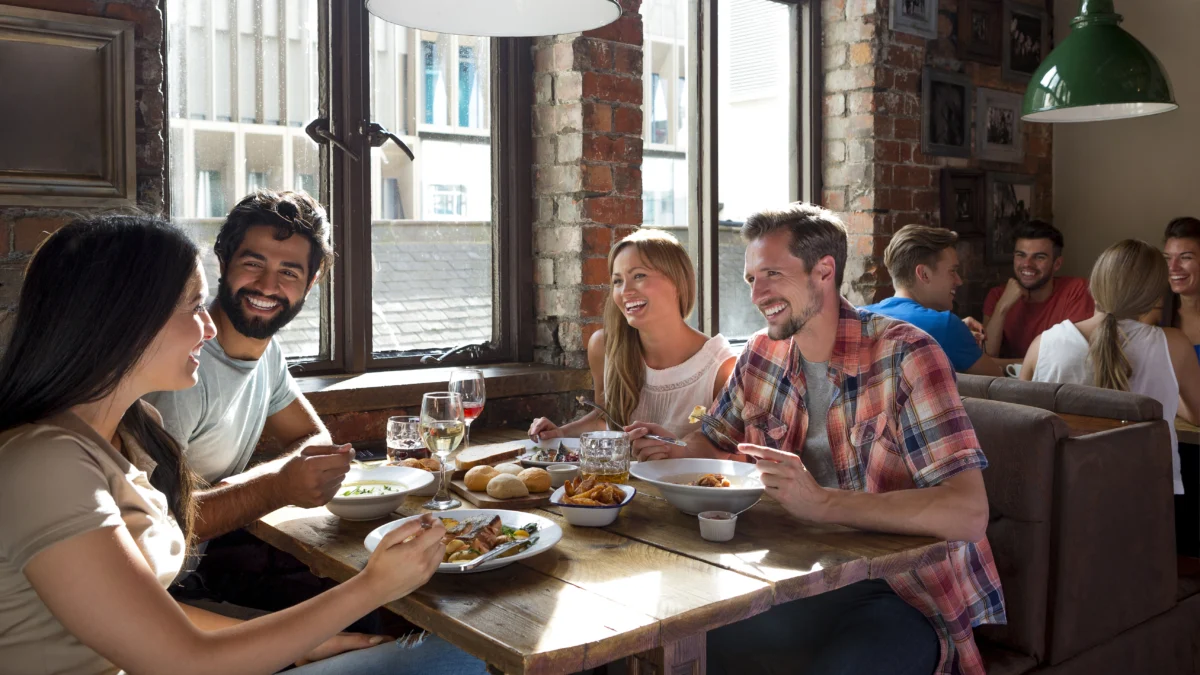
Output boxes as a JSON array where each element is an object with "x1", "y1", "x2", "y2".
[
  {"x1": 363, "y1": 509, "x2": 562, "y2": 574},
  {"x1": 516, "y1": 438, "x2": 582, "y2": 467},
  {"x1": 630, "y1": 458, "x2": 764, "y2": 516}
]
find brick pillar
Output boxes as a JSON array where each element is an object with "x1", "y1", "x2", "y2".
[
  {"x1": 821, "y1": 0, "x2": 1053, "y2": 316},
  {"x1": 0, "y1": 0, "x2": 167, "y2": 353},
  {"x1": 532, "y1": 1, "x2": 644, "y2": 369}
]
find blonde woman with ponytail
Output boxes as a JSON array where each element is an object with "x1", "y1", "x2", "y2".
[
  {"x1": 1021, "y1": 239, "x2": 1200, "y2": 496},
  {"x1": 528, "y1": 229, "x2": 737, "y2": 441}
]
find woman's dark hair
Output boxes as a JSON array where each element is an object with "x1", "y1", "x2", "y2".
[
  {"x1": 1165, "y1": 216, "x2": 1200, "y2": 244},
  {"x1": 214, "y1": 189, "x2": 333, "y2": 285},
  {"x1": 0, "y1": 215, "x2": 199, "y2": 546}
]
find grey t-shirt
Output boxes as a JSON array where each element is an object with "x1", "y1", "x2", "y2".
[
  {"x1": 144, "y1": 338, "x2": 301, "y2": 485},
  {"x1": 800, "y1": 357, "x2": 839, "y2": 488}
]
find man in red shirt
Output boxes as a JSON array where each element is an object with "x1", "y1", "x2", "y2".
[{"x1": 983, "y1": 220, "x2": 1095, "y2": 359}]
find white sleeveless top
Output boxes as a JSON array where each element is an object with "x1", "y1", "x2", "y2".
[
  {"x1": 607, "y1": 335, "x2": 738, "y2": 439},
  {"x1": 1033, "y1": 319, "x2": 1181, "y2": 493}
]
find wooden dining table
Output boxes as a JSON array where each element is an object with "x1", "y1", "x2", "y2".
[{"x1": 247, "y1": 430, "x2": 948, "y2": 675}]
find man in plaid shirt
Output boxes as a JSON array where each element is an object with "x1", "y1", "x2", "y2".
[{"x1": 631, "y1": 203, "x2": 1005, "y2": 675}]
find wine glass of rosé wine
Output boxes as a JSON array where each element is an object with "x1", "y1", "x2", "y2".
[{"x1": 449, "y1": 368, "x2": 486, "y2": 452}]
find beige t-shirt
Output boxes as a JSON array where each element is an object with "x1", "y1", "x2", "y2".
[{"x1": 0, "y1": 408, "x2": 186, "y2": 675}]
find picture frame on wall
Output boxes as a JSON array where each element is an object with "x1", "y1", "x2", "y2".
[
  {"x1": 957, "y1": 0, "x2": 1003, "y2": 65},
  {"x1": 1003, "y1": 0, "x2": 1050, "y2": 82},
  {"x1": 921, "y1": 68, "x2": 973, "y2": 159},
  {"x1": 941, "y1": 168, "x2": 986, "y2": 237},
  {"x1": 890, "y1": 0, "x2": 939, "y2": 40},
  {"x1": 986, "y1": 172, "x2": 1037, "y2": 264},
  {"x1": 976, "y1": 88, "x2": 1024, "y2": 163}
]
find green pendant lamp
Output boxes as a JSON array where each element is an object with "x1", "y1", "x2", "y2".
[{"x1": 1023, "y1": 0, "x2": 1176, "y2": 122}]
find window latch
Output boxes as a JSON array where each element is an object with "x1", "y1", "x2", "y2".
[
  {"x1": 362, "y1": 121, "x2": 415, "y2": 161},
  {"x1": 419, "y1": 341, "x2": 485, "y2": 365},
  {"x1": 304, "y1": 118, "x2": 360, "y2": 162}
]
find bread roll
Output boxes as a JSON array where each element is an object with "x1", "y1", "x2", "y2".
[
  {"x1": 418, "y1": 457, "x2": 442, "y2": 472},
  {"x1": 486, "y1": 473, "x2": 529, "y2": 499},
  {"x1": 494, "y1": 462, "x2": 524, "y2": 477},
  {"x1": 464, "y1": 465, "x2": 499, "y2": 491},
  {"x1": 400, "y1": 458, "x2": 423, "y2": 469},
  {"x1": 518, "y1": 467, "x2": 551, "y2": 493}
]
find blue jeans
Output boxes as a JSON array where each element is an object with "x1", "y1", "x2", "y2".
[
  {"x1": 706, "y1": 579, "x2": 938, "y2": 675},
  {"x1": 288, "y1": 633, "x2": 487, "y2": 675}
]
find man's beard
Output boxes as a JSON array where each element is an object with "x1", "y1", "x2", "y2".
[
  {"x1": 765, "y1": 280, "x2": 822, "y2": 341},
  {"x1": 217, "y1": 280, "x2": 305, "y2": 340},
  {"x1": 1017, "y1": 269, "x2": 1052, "y2": 292}
]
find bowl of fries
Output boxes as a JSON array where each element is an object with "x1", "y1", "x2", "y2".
[{"x1": 550, "y1": 476, "x2": 636, "y2": 527}]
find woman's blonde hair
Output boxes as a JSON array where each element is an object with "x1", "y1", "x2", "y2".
[
  {"x1": 1088, "y1": 239, "x2": 1169, "y2": 391},
  {"x1": 603, "y1": 229, "x2": 696, "y2": 427}
]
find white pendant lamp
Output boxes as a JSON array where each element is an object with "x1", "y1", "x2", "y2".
[{"x1": 366, "y1": 0, "x2": 623, "y2": 38}]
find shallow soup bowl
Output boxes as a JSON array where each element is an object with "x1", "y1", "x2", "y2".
[
  {"x1": 326, "y1": 465, "x2": 435, "y2": 521},
  {"x1": 629, "y1": 458, "x2": 764, "y2": 515}
]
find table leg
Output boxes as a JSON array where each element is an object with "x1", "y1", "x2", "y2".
[{"x1": 626, "y1": 633, "x2": 706, "y2": 675}]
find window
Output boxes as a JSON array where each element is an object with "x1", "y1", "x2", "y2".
[
  {"x1": 167, "y1": 1, "x2": 531, "y2": 371},
  {"x1": 641, "y1": 0, "x2": 818, "y2": 340}
]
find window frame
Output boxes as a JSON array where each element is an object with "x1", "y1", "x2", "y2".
[
  {"x1": 164, "y1": 0, "x2": 534, "y2": 376},
  {"x1": 683, "y1": 0, "x2": 821, "y2": 337}
]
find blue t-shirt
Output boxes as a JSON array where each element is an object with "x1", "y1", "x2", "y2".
[{"x1": 861, "y1": 296, "x2": 983, "y2": 372}]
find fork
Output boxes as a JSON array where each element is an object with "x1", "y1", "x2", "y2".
[
  {"x1": 575, "y1": 396, "x2": 688, "y2": 447},
  {"x1": 459, "y1": 536, "x2": 539, "y2": 571},
  {"x1": 690, "y1": 410, "x2": 741, "y2": 453}
]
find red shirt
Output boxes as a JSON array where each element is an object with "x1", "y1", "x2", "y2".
[{"x1": 984, "y1": 276, "x2": 1095, "y2": 358}]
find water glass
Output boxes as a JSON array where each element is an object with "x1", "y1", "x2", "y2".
[
  {"x1": 386, "y1": 416, "x2": 426, "y2": 463},
  {"x1": 579, "y1": 430, "x2": 632, "y2": 484}
]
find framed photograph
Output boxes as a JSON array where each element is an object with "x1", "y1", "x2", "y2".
[
  {"x1": 976, "y1": 88, "x2": 1024, "y2": 163},
  {"x1": 1003, "y1": 0, "x2": 1049, "y2": 82},
  {"x1": 890, "y1": 0, "x2": 939, "y2": 40},
  {"x1": 957, "y1": 0, "x2": 1002, "y2": 65},
  {"x1": 986, "y1": 172, "x2": 1037, "y2": 264},
  {"x1": 941, "y1": 168, "x2": 986, "y2": 237},
  {"x1": 921, "y1": 68, "x2": 973, "y2": 159}
]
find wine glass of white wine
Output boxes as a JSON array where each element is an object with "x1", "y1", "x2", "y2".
[{"x1": 420, "y1": 392, "x2": 465, "y2": 511}]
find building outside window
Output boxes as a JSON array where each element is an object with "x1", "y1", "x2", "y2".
[{"x1": 640, "y1": 0, "x2": 809, "y2": 340}]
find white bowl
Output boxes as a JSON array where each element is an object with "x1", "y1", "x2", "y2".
[
  {"x1": 364, "y1": 509, "x2": 562, "y2": 574},
  {"x1": 549, "y1": 483, "x2": 636, "y2": 527},
  {"x1": 326, "y1": 466, "x2": 434, "y2": 521},
  {"x1": 698, "y1": 510, "x2": 737, "y2": 542},
  {"x1": 546, "y1": 463, "x2": 581, "y2": 488},
  {"x1": 629, "y1": 458, "x2": 763, "y2": 515}
]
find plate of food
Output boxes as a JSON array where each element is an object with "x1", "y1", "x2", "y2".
[
  {"x1": 629, "y1": 458, "x2": 764, "y2": 515},
  {"x1": 363, "y1": 509, "x2": 562, "y2": 574},
  {"x1": 518, "y1": 438, "x2": 581, "y2": 467},
  {"x1": 326, "y1": 466, "x2": 435, "y2": 521}
]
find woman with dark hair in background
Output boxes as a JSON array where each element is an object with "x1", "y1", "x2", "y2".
[
  {"x1": 1163, "y1": 217, "x2": 1200, "y2": 555},
  {"x1": 1163, "y1": 217, "x2": 1200, "y2": 361},
  {"x1": 0, "y1": 216, "x2": 481, "y2": 674}
]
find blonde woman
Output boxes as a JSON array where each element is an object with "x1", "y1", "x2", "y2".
[
  {"x1": 1021, "y1": 240, "x2": 1200, "y2": 497},
  {"x1": 529, "y1": 229, "x2": 736, "y2": 440}
]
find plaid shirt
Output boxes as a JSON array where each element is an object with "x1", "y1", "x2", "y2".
[{"x1": 703, "y1": 299, "x2": 1006, "y2": 675}]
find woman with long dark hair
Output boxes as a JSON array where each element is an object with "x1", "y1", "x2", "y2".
[{"x1": 0, "y1": 216, "x2": 480, "y2": 675}]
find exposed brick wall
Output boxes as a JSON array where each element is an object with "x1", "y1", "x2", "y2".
[
  {"x1": 531, "y1": 0, "x2": 643, "y2": 369},
  {"x1": 823, "y1": 0, "x2": 1054, "y2": 319},
  {"x1": 0, "y1": 0, "x2": 166, "y2": 348}
]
